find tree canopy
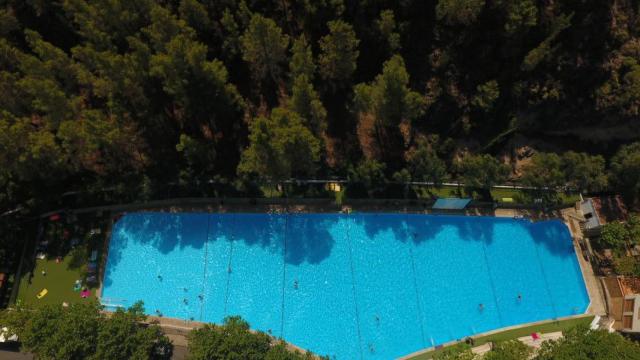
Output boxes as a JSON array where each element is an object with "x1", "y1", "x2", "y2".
[
  {"x1": 485, "y1": 340, "x2": 531, "y2": 360},
  {"x1": 611, "y1": 142, "x2": 640, "y2": 206},
  {"x1": 0, "y1": 301, "x2": 172, "y2": 360},
  {"x1": 238, "y1": 108, "x2": 321, "y2": 182},
  {"x1": 2, "y1": 0, "x2": 640, "y2": 261},
  {"x1": 535, "y1": 326, "x2": 640, "y2": 360},
  {"x1": 521, "y1": 153, "x2": 565, "y2": 189},
  {"x1": 457, "y1": 154, "x2": 510, "y2": 195},
  {"x1": 429, "y1": 327, "x2": 640, "y2": 360},
  {"x1": 241, "y1": 14, "x2": 289, "y2": 84},
  {"x1": 561, "y1": 151, "x2": 608, "y2": 193},
  {"x1": 598, "y1": 216, "x2": 640, "y2": 250},
  {"x1": 406, "y1": 139, "x2": 448, "y2": 185},
  {"x1": 318, "y1": 20, "x2": 359, "y2": 84},
  {"x1": 187, "y1": 316, "x2": 321, "y2": 360}
]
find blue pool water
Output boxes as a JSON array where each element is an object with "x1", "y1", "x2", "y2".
[{"x1": 102, "y1": 213, "x2": 589, "y2": 359}]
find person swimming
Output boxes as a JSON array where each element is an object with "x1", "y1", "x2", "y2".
[
  {"x1": 293, "y1": 279, "x2": 299, "y2": 289},
  {"x1": 517, "y1": 293, "x2": 522, "y2": 302},
  {"x1": 183, "y1": 298, "x2": 188, "y2": 305},
  {"x1": 479, "y1": 303, "x2": 484, "y2": 311},
  {"x1": 157, "y1": 275, "x2": 163, "y2": 281}
]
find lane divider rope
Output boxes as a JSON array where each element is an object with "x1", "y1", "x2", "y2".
[
  {"x1": 280, "y1": 212, "x2": 288, "y2": 338},
  {"x1": 345, "y1": 214, "x2": 365, "y2": 360},
  {"x1": 223, "y1": 214, "x2": 236, "y2": 316},
  {"x1": 405, "y1": 214, "x2": 427, "y2": 348}
]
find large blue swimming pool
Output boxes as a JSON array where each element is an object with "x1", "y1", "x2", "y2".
[{"x1": 102, "y1": 213, "x2": 589, "y2": 359}]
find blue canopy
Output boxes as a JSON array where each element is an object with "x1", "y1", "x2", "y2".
[{"x1": 432, "y1": 197, "x2": 472, "y2": 210}]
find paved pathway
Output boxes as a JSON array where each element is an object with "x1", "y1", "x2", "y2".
[
  {"x1": 561, "y1": 208, "x2": 607, "y2": 316},
  {"x1": 0, "y1": 349, "x2": 33, "y2": 359}
]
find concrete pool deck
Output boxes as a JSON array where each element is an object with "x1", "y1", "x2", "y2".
[
  {"x1": 560, "y1": 207, "x2": 606, "y2": 316},
  {"x1": 143, "y1": 315, "x2": 313, "y2": 357}
]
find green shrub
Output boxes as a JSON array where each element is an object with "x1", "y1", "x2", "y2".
[
  {"x1": 600, "y1": 222, "x2": 628, "y2": 249},
  {"x1": 613, "y1": 255, "x2": 640, "y2": 276}
]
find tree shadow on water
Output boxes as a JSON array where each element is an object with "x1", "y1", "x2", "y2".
[
  {"x1": 452, "y1": 216, "x2": 496, "y2": 244},
  {"x1": 526, "y1": 220, "x2": 574, "y2": 257},
  {"x1": 403, "y1": 214, "x2": 495, "y2": 245},
  {"x1": 285, "y1": 214, "x2": 335, "y2": 265},
  {"x1": 104, "y1": 213, "x2": 209, "y2": 287},
  {"x1": 232, "y1": 213, "x2": 287, "y2": 251},
  {"x1": 116, "y1": 213, "x2": 208, "y2": 253},
  {"x1": 352, "y1": 213, "x2": 415, "y2": 243},
  {"x1": 336, "y1": 213, "x2": 496, "y2": 246},
  {"x1": 229, "y1": 213, "x2": 336, "y2": 265}
]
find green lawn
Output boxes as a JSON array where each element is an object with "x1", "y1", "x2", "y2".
[
  {"x1": 491, "y1": 188, "x2": 580, "y2": 206},
  {"x1": 409, "y1": 316, "x2": 594, "y2": 359},
  {"x1": 413, "y1": 185, "x2": 463, "y2": 199},
  {"x1": 260, "y1": 184, "x2": 283, "y2": 198},
  {"x1": 411, "y1": 184, "x2": 579, "y2": 206},
  {"x1": 16, "y1": 246, "x2": 95, "y2": 307}
]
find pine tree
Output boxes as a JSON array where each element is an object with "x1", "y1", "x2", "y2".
[
  {"x1": 318, "y1": 20, "x2": 359, "y2": 84},
  {"x1": 240, "y1": 14, "x2": 289, "y2": 83}
]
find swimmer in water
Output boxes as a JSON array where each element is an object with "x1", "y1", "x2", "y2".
[{"x1": 479, "y1": 303, "x2": 484, "y2": 311}]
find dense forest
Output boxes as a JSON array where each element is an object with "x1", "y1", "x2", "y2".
[
  {"x1": 2, "y1": 1, "x2": 640, "y2": 357},
  {"x1": 1, "y1": 0, "x2": 640, "y2": 219}
]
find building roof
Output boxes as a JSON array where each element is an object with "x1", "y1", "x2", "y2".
[
  {"x1": 621, "y1": 277, "x2": 640, "y2": 296},
  {"x1": 432, "y1": 198, "x2": 472, "y2": 210},
  {"x1": 580, "y1": 198, "x2": 601, "y2": 230}
]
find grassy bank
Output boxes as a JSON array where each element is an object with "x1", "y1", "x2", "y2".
[
  {"x1": 408, "y1": 316, "x2": 594, "y2": 359},
  {"x1": 413, "y1": 184, "x2": 580, "y2": 206}
]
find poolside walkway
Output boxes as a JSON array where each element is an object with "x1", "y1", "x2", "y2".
[
  {"x1": 145, "y1": 315, "x2": 315, "y2": 358},
  {"x1": 517, "y1": 331, "x2": 563, "y2": 349},
  {"x1": 561, "y1": 207, "x2": 607, "y2": 316}
]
